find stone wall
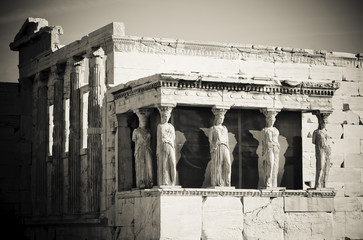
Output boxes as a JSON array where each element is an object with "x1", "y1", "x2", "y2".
[
  {"x1": 113, "y1": 189, "x2": 341, "y2": 240},
  {"x1": 0, "y1": 82, "x2": 27, "y2": 238}
]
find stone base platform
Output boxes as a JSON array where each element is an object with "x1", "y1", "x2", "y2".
[{"x1": 115, "y1": 188, "x2": 336, "y2": 240}]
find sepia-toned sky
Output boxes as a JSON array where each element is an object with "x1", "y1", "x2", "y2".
[{"x1": 1, "y1": 0, "x2": 362, "y2": 82}]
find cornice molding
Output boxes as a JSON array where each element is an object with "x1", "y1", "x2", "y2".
[{"x1": 116, "y1": 188, "x2": 336, "y2": 199}]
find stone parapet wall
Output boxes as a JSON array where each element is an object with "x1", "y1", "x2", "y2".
[{"x1": 112, "y1": 189, "x2": 361, "y2": 240}]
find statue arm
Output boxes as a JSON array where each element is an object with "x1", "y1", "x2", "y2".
[
  {"x1": 156, "y1": 125, "x2": 161, "y2": 156},
  {"x1": 132, "y1": 129, "x2": 137, "y2": 142},
  {"x1": 209, "y1": 127, "x2": 216, "y2": 152},
  {"x1": 261, "y1": 130, "x2": 266, "y2": 155}
]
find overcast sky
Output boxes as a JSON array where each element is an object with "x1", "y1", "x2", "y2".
[{"x1": 1, "y1": 0, "x2": 362, "y2": 82}]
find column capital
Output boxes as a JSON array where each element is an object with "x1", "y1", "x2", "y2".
[
  {"x1": 134, "y1": 108, "x2": 153, "y2": 119},
  {"x1": 34, "y1": 71, "x2": 48, "y2": 86},
  {"x1": 88, "y1": 47, "x2": 105, "y2": 59},
  {"x1": 211, "y1": 105, "x2": 229, "y2": 116},
  {"x1": 156, "y1": 104, "x2": 175, "y2": 115},
  {"x1": 312, "y1": 110, "x2": 332, "y2": 117},
  {"x1": 312, "y1": 110, "x2": 331, "y2": 127},
  {"x1": 70, "y1": 56, "x2": 85, "y2": 73},
  {"x1": 260, "y1": 108, "x2": 281, "y2": 117}
]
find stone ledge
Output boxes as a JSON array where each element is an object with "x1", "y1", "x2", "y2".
[
  {"x1": 284, "y1": 196, "x2": 334, "y2": 212},
  {"x1": 116, "y1": 188, "x2": 336, "y2": 199}
]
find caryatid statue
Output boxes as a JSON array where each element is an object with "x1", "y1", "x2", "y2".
[
  {"x1": 157, "y1": 106, "x2": 176, "y2": 186},
  {"x1": 209, "y1": 107, "x2": 231, "y2": 187},
  {"x1": 260, "y1": 109, "x2": 280, "y2": 188},
  {"x1": 312, "y1": 111, "x2": 331, "y2": 189},
  {"x1": 132, "y1": 109, "x2": 153, "y2": 189}
]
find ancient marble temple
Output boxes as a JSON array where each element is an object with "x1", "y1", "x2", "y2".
[{"x1": 10, "y1": 18, "x2": 363, "y2": 239}]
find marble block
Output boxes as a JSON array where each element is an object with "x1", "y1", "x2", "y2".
[{"x1": 202, "y1": 197, "x2": 243, "y2": 240}]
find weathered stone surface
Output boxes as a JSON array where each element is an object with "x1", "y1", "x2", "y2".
[
  {"x1": 341, "y1": 138, "x2": 361, "y2": 154},
  {"x1": 202, "y1": 197, "x2": 243, "y2": 240},
  {"x1": 344, "y1": 183, "x2": 363, "y2": 197},
  {"x1": 335, "y1": 81, "x2": 360, "y2": 96},
  {"x1": 275, "y1": 62, "x2": 309, "y2": 79},
  {"x1": 325, "y1": 182, "x2": 345, "y2": 197},
  {"x1": 239, "y1": 60, "x2": 274, "y2": 77},
  {"x1": 161, "y1": 196, "x2": 202, "y2": 240},
  {"x1": 284, "y1": 197, "x2": 333, "y2": 212},
  {"x1": 329, "y1": 168, "x2": 361, "y2": 183},
  {"x1": 243, "y1": 197, "x2": 284, "y2": 240},
  {"x1": 334, "y1": 197, "x2": 362, "y2": 212},
  {"x1": 310, "y1": 65, "x2": 343, "y2": 81},
  {"x1": 346, "y1": 211, "x2": 363, "y2": 239},
  {"x1": 116, "y1": 196, "x2": 160, "y2": 240},
  {"x1": 325, "y1": 123, "x2": 343, "y2": 139},
  {"x1": 358, "y1": 197, "x2": 363, "y2": 210},
  {"x1": 343, "y1": 96, "x2": 363, "y2": 111},
  {"x1": 345, "y1": 153, "x2": 363, "y2": 168},
  {"x1": 343, "y1": 67, "x2": 363, "y2": 82},
  {"x1": 333, "y1": 212, "x2": 346, "y2": 239},
  {"x1": 284, "y1": 212, "x2": 334, "y2": 240},
  {"x1": 134, "y1": 197, "x2": 160, "y2": 240}
]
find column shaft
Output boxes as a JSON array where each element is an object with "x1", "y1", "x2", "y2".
[
  {"x1": 52, "y1": 65, "x2": 65, "y2": 215},
  {"x1": 68, "y1": 59, "x2": 83, "y2": 214},
  {"x1": 87, "y1": 48, "x2": 105, "y2": 214}
]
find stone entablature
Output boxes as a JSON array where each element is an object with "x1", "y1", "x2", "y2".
[
  {"x1": 12, "y1": 19, "x2": 362, "y2": 80},
  {"x1": 113, "y1": 37, "x2": 361, "y2": 67},
  {"x1": 110, "y1": 73, "x2": 339, "y2": 114}
]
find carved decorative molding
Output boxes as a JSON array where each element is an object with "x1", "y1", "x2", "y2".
[
  {"x1": 112, "y1": 37, "x2": 360, "y2": 67},
  {"x1": 116, "y1": 188, "x2": 336, "y2": 199},
  {"x1": 112, "y1": 74, "x2": 340, "y2": 101}
]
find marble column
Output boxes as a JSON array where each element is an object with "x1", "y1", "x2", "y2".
[
  {"x1": 132, "y1": 109, "x2": 153, "y2": 189},
  {"x1": 31, "y1": 71, "x2": 49, "y2": 216},
  {"x1": 259, "y1": 109, "x2": 281, "y2": 188},
  {"x1": 87, "y1": 48, "x2": 105, "y2": 215},
  {"x1": 51, "y1": 64, "x2": 66, "y2": 215},
  {"x1": 209, "y1": 106, "x2": 231, "y2": 187},
  {"x1": 312, "y1": 111, "x2": 331, "y2": 189},
  {"x1": 68, "y1": 57, "x2": 84, "y2": 214},
  {"x1": 156, "y1": 105, "x2": 176, "y2": 186}
]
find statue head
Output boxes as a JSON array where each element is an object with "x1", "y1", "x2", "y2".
[
  {"x1": 134, "y1": 109, "x2": 152, "y2": 128},
  {"x1": 313, "y1": 111, "x2": 330, "y2": 130},
  {"x1": 265, "y1": 115, "x2": 276, "y2": 128},
  {"x1": 260, "y1": 109, "x2": 279, "y2": 128},
  {"x1": 157, "y1": 106, "x2": 173, "y2": 124},
  {"x1": 212, "y1": 108, "x2": 227, "y2": 126},
  {"x1": 318, "y1": 114, "x2": 328, "y2": 130}
]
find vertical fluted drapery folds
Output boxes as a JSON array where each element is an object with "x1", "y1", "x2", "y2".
[
  {"x1": 51, "y1": 64, "x2": 66, "y2": 215},
  {"x1": 87, "y1": 48, "x2": 105, "y2": 215},
  {"x1": 68, "y1": 58, "x2": 83, "y2": 215}
]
